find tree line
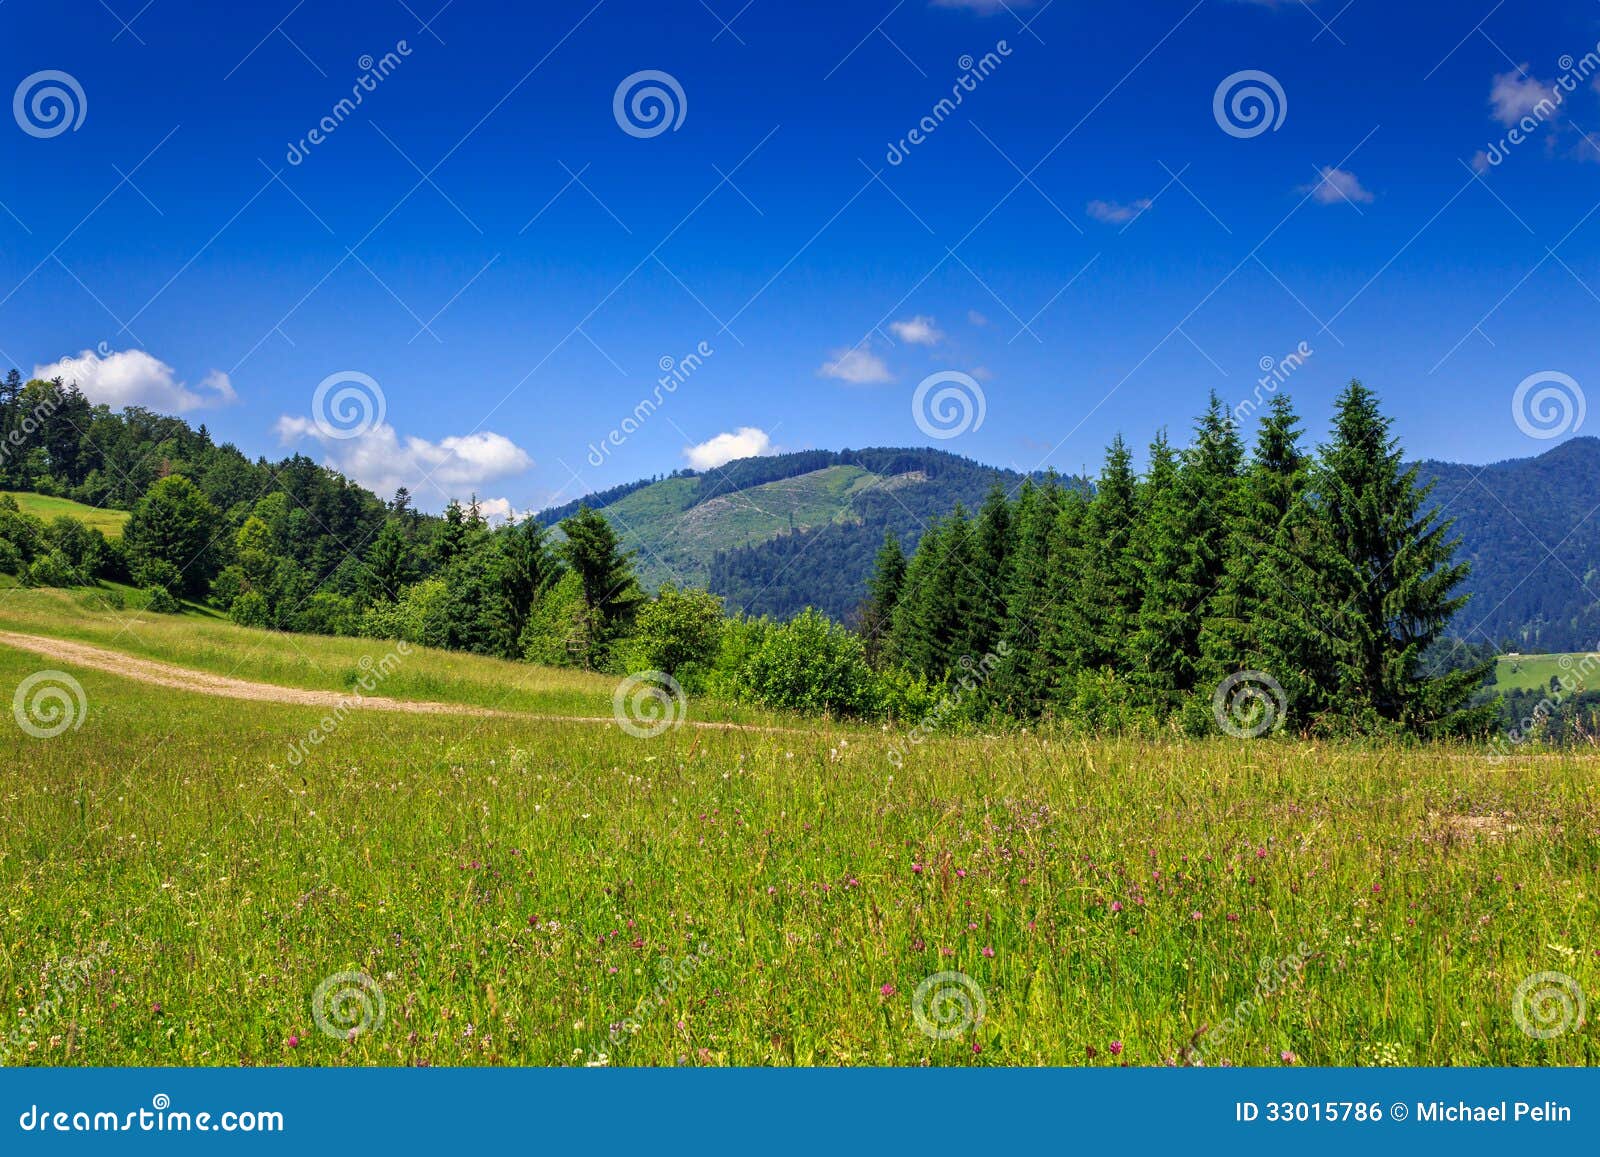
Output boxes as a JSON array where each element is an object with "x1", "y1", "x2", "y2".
[{"x1": 1, "y1": 366, "x2": 1494, "y2": 736}]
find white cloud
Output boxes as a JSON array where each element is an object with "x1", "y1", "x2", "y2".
[
  {"x1": 683, "y1": 427, "x2": 773, "y2": 470},
  {"x1": 1471, "y1": 149, "x2": 1493, "y2": 173},
  {"x1": 33, "y1": 349, "x2": 237, "y2": 413},
  {"x1": 1086, "y1": 197, "x2": 1152, "y2": 224},
  {"x1": 275, "y1": 418, "x2": 533, "y2": 507},
  {"x1": 819, "y1": 346, "x2": 893, "y2": 384},
  {"x1": 1304, "y1": 166, "x2": 1375, "y2": 205},
  {"x1": 1489, "y1": 68, "x2": 1556, "y2": 126},
  {"x1": 475, "y1": 497, "x2": 536, "y2": 525},
  {"x1": 889, "y1": 315, "x2": 944, "y2": 346},
  {"x1": 967, "y1": 309, "x2": 989, "y2": 327}
]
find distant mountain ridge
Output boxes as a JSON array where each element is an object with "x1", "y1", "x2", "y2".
[{"x1": 541, "y1": 439, "x2": 1600, "y2": 646}]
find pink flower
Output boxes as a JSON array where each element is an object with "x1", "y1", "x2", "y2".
[
  {"x1": 1110, "y1": 901, "x2": 1123, "y2": 913},
  {"x1": 879, "y1": 983, "x2": 897, "y2": 997},
  {"x1": 956, "y1": 868, "x2": 967, "y2": 879},
  {"x1": 971, "y1": 1042, "x2": 982, "y2": 1055},
  {"x1": 1191, "y1": 910, "x2": 1202, "y2": 921},
  {"x1": 766, "y1": 886, "x2": 776, "y2": 895},
  {"x1": 287, "y1": 1034, "x2": 299, "y2": 1048},
  {"x1": 981, "y1": 946, "x2": 995, "y2": 958},
  {"x1": 1280, "y1": 1050, "x2": 1297, "y2": 1064},
  {"x1": 1371, "y1": 883, "x2": 1381, "y2": 893},
  {"x1": 1256, "y1": 848, "x2": 1267, "y2": 859},
  {"x1": 912, "y1": 863, "x2": 924, "y2": 874},
  {"x1": 1108, "y1": 1040, "x2": 1123, "y2": 1056}
]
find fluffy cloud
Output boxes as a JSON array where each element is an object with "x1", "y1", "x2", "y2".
[
  {"x1": 819, "y1": 346, "x2": 893, "y2": 384},
  {"x1": 33, "y1": 349, "x2": 237, "y2": 412},
  {"x1": 1489, "y1": 68, "x2": 1556, "y2": 126},
  {"x1": 1086, "y1": 197, "x2": 1151, "y2": 224},
  {"x1": 474, "y1": 497, "x2": 536, "y2": 525},
  {"x1": 275, "y1": 418, "x2": 533, "y2": 507},
  {"x1": 1304, "y1": 166, "x2": 1375, "y2": 205},
  {"x1": 889, "y1": 315, "x2": 944, "y2": 346},
  {"x1": 683, "y1": 427, "x2": 773, "y2": 471}
]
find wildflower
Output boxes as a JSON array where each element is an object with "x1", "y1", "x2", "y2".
[
  {"x1": 1110, "y1": 901, "x2": 1123, "y2": 914},
  {"x1": 1108, "y1": 1040, "x2": 1123, "y2": 1056},
  {"x1": 287, "y1": 1034, "x2": 300, "y2": 1048},
  {"x1": 956, "y1": 868, "x2": 967, "y2": 879},
  {"x1": 766, "y1": 886, "x2": 777, "y2": 895},
  {"x1": 971, "y1": 1042, "x2": 982, "y2": 1055},
  {"x1": 982, "y1": 946, "x2": 995, "y2": 958},
  {"x1": 1371, "y1": 883, "x2": 1381, "y2": 893},
  {"x1": 1191, "y1": 911, "x2": 1202, "y2": 921},
  {"x1": 880, "y1": 983, "x2": 897, "y2": 997},
  {"x1": 1280, "y1": 1050, "x2": 1297, "y2": 1064},
  {"x1": 912, "y1": 863, "x2": 924, "y2": 874}
]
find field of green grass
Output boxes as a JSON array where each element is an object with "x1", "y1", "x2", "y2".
[
  {"x1": 1, "y1": 491, "x2": 128, "y2": 537},
  {"x1": 1494, "y1": 652, "x2": 1600, "y2": 694},
  {"x1": 1, "y1": 600, "x2": 1596, "y2": 1067}
]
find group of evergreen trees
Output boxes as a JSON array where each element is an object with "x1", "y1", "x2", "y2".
[
  {"x1": 1, "y1": 363, "x2": 1494, "y2": 737},
  {"x1": 859, "y1": 382, "x2": 1492, "y2": 737}
]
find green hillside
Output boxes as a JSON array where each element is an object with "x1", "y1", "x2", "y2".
[
  {"x1": 541, "y1": 448, "x2": 1033, "y2": 617},
  {"x1": 1493, "y1": 651, "x2": 1599, "y2": 694},
  {"x1": 1, "y1": 491, "x2": 128, "y2": 537}
]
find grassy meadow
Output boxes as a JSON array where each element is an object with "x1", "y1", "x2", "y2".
[
  {"x1": 1, "y1": 597, "x2": 1596, "y2": 1067},
  {"x1": 0, "y1": 492, "x2": 128, "y2": 538}
]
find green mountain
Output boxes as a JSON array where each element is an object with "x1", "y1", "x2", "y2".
[
  {"x1": 544, "y1": 438, "x2": 1600, "y2": 643},
  {"x1": 537, "y1": 448, "x2": 1044, "y2": 619}
]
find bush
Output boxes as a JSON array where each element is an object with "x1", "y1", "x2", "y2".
[
  {"x1": 519, "y1": 572, "x2": 595, "y2": 668},
  {"x1": 0, "y1": 538, "x2": 21, "y2": 576},
  {"x1": 359, "y1": 579, "x2": 452, "y2": 649},
  {"x1": 623, "y1": 586, "x2": 725, "y2": 688},
  {"x1": 145, "y1": 585, "x2": 181, "y2": 614},
  {"x1": 716, "y1": 608, "x2": 880, "y2": 717},
  {"x1": 292, "y1": 590, "x2": 360, "y2": 637},
  {"x1": 135, "y1": 557, "x2": 183, "y2": 594},
  {"x1": 229, "y1": 590, "x2": 271, "y2": 628},
  {"x1": 24, "y1": 550, "x2": 81, "y2": 588}
]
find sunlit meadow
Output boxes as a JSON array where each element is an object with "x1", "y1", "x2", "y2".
[{"x1": 2, "y1": 607, "x2": 1596, "y2": 1068}]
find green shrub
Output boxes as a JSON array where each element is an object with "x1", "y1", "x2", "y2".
[
  {"x1": 24, "y1": 550, "x2": 81, "y2": 588},
  {"x1": 135, "y1": 557, "x2": 183, "y2": 594},
  {"x1": 519, "y1": 572, "x2": 595, "y2": 668},
  {"x1": 229, "y1": 590, "x2": 271, "y2": 628},
  {"x1": 622, "y1": 585, "x2": 725, "y2": 689},
  {"x1": 717, "y1": 608, "x2": 880, "y2": 717},
  {"x1": 359, "y1": 578, "x2": 452, "y2": 649},
  {"x1": 145, "y1": 585, "x2": 181, "y2": 614},
  {"x1": 0, "y1": 538, "x2": 21, "y2": 576}
]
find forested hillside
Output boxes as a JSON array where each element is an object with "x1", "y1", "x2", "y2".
[{"x1": 1415, "y1": 437, "x2": 1600, "y2": 652}]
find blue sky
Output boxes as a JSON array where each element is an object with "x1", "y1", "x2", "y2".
[{"x1": 4, "y1": 0, "x2": 1600, "y2": 514}]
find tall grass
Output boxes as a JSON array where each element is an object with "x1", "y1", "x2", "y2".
[{"x1": 1, "y1": 640, "x2": 1594, "y2": 1067}]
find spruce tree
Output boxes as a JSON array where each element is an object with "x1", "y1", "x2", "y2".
[
  {"x1": 1296, "y1": 381, "x2": 1491, "y2": 732},
  {"x1": 559, "y1": 506, "x2": 644, "y2": 666},
  {"x1": 1199, "y1": 392, "x2": 1309, "y2": 688},
  {"x1": 1044, "y1": 436, "x2": 1140, "y2": 681},
  {"x1": 860, "y1": 530, "x2": 907, "y2": 666}
]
